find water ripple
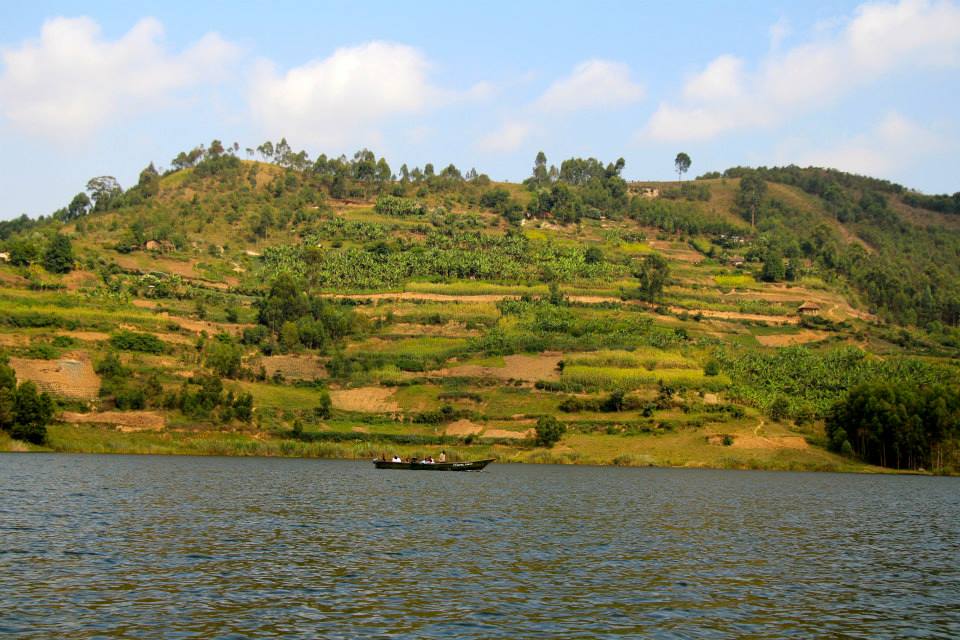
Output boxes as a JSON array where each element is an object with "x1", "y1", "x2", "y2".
[{"x1": 1, "y1": 455, "x2": 958, "y2": 638}]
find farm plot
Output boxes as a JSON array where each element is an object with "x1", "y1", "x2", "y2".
[
  {"x1": 10, "y1": 352, "x2": 100, "y2": 400},
  {"x1": 330, "y1": 387, "x2": 400, "y2": 413},
  {"x1": 259, "y1": 355, "x2": 328, "y2": 380},
  {"x1": 561, "y1": 365, "x2": 729, "y2": 391}
]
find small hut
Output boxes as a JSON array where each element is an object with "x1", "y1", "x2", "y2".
[{"x1": 798, "y1": 301, "x2": 821, "y2": 316}]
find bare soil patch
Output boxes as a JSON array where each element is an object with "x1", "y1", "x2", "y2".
[
  {"x1": 60, "y1": 410, "x2": 165, "y2": 431},
  {"x1": 755, "y1": 330, "x2": 829, "y2": 347},
  {"x1": 445, "y1": 419, "x2": 484, "y2": 436},
  {"x1": 10, "y1": 352, "x2": 100, "y2": 400},
  {"x1": 330, "y1": 387, "x2": 399, "y2": 413},
  {"x1": 61, "y1": 270, "x2": 99, "y2": 292},
  {"x1": 0, "y1": 270, "x2": 28, "y2": 286},
  {"x1": 0, "y1": 334, "x2": 29, "y2": 347},
  {"x1": 668, "y1": 306, "x2": 799, "y2": 325},
  {"x1": 387, "y1": 322, "x2": 480, "y2": 338},
  {"x1": 259, "y1": 355, "x2": 328, "y2": 380},
  {"x1": 708, "y1": 434, "x2": 810, "y2": 450},
  {"x1": 57, "y1": 330, "x2": 111, "y2": 342},
  {"x1": 439, "y1": 353, "x2": 562, "y2": 382},
  {"x1": 733, "y1": 435, "x2": 810, "y2": 450},
  {"x1": 482, "y1": 428, "x2": 534, "y2": 440},
  {"x1": 162, "y1": 314, "x2": 252, "y2": 337},
  {"x1": 648, "y1": 240, "x2": 704, "y2": 263}
]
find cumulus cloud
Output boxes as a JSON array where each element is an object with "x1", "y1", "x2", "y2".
[
  {"x1": 0, "y1": 16, "x2": 238, "y2": 140},
  {"x1": 795, "y1": 112, "x2": 944, "y2": 175},
  {"x1": 769, "y1": 17, "x2": 791, "y2": 50},
  {"x1": 476, "y1": 120, "x2": 532, "y2": 152},
  {"x1": 533, "y1": 60, "x2": 644, "y2": 112},
  {"x1": 645, "y1": 0, "x2": 960, "y2": 141},
  {"x1": 474, "y1": 59, "x2": 643, "y2": 152},
  {"x1": 249, "y1": 41, "x2": 487, "y2": 147}
]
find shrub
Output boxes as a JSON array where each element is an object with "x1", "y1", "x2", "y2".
[
  {"x1": 205, "y1": 338, "x2": 243, "y2": 378},
  {"x1": 534, "y1": 415, "x2": 566, "y2": 448},
  {"x1": 110, "y1": 330, "x2": 164, "y2": 354},
  {"x1": 768, "y1": 396, "x2": 790, "y2": 421},
  {"x1": 315, "y1": 390, "x2": 332, "y2": 419}
]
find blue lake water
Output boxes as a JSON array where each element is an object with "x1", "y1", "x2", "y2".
[{"x1": 1, "y1": 453, "x2": 958, "y2": 638}]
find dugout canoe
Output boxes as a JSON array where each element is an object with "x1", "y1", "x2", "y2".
[{"x1": 373, "y1": 458, "x2": 494, "y2": 471}]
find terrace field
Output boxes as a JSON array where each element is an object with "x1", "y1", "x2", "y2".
[{"x1": 2, "y1": 151, "x2": 958, "y2": 472}]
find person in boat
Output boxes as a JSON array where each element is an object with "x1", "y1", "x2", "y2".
[
  {"x1": 438, "y1": 451, "x2": 447, "y2": 462},
  {"x1": 391, "y1": 455, "x2": 402, "y2": 463},
  {"x1": 423, "y1": 456, "x2": 434, "y2": 464}
]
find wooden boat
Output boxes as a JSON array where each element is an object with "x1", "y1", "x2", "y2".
[{"x1": 373, "y1": 458, "x2": 494, "y2": 471}]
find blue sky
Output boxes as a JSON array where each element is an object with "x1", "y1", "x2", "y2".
[{"x1": 1, "y1": 0, "x2": 958, "y2": 219}]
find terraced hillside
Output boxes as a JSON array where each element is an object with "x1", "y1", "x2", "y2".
[{"x1": 1, "y1": 147, "x2": 958, "y2": 471}]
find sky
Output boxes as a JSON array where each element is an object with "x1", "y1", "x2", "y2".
[{"x1": 1, "y1": 0, "x2": 959, "y2": 219}]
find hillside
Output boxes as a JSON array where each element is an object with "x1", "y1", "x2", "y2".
[{"x1": 1, "y1": 145, "x2": 958, "y2": 472}]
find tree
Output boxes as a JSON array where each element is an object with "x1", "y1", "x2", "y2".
[
  {"x1": 634, "y1": 253, "x2": 670, "y2": 301},
  {"x1": 43, "y1": 234, "x2": 74, "y2": 274},
  {"x1": 257, "y1": 274, "x2": 310, "y2": 334},
  {"x1": 11, "y1": 381, "x2": 53, "y2": 445},
  {"x1": 205, "y1": 338, "x2": 243, "y2": 378},
  {"x1": 315, "y1": 390, "x2": 332, "y2": 419},
  {"x1": 768, "y1": 396, "x2": 790, "y2": 421},
  {"x1": 66, "y1": 192, "x2": 91, "y2": 220},
  {"x1": 761, "y1": 247, "x2": 785, "y2": 282},
  {"x1": 674, "y1": 152, "x2": 691, "y2": 183},
  {"x1": 7, "y1": 236, "x2": 42, "y2": 266},
  {"x1": 735, "y1": 172, "x2": 767, "y2": 227},
  {"x1": 137, "y1": 163, "x2": 160, "y2": 198},
  {"x1": 0, "y1": 362, "x2": 16, "y2": 431},
  {"x1": 528, "y1": 151, "x2": 549, "y2": 188},
  {"x1": 86, "y1": 176, "x2": 122, "y2": 211},
  {"x1": 584, "y1": 246, "x2": 604, "y2": 264},
  {"x1": 256, "y1": 141, "x2": 275, "y2": 161},
  {"x1": 534, "y1": 415, "x2": 566, "y2": 447}
]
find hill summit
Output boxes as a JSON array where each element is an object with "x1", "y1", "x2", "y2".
[{"x1": 1, "y1": 142, "x2": 958, "y2": 472}]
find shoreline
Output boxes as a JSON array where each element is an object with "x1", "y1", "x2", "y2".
[{"x1": 2, "y1": 424, "x2": 933, "y2": 475}]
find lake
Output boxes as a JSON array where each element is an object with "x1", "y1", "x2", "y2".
[{"x1": 1, "y1": 454, "x2": 958, "y2": 638}]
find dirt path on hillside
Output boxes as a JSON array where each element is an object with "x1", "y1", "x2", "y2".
[
  {"x1": 326, "y1": 291, "x2": 800, "y2": 324},
  {"x1": 666, "y1": 306, "x2": 799, "y2": 325}
]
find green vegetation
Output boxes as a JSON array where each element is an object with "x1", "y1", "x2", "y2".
[
  {"x1": 826, "y1": 383, "x2": 959, "y2": 472},
  {"x1": 0, "y1": 145, "x2": 958, "y2": 473},
  {"x1": 0, "y1": 359, "x2": 54, "y2": 444}
]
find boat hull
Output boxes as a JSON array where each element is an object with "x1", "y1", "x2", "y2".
[{"x1": 373, "y1": 459, "x2": 494, "y2": 471}]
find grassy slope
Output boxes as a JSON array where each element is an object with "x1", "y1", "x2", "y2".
[{"x1": 1, "y1": 163, "x2": 954, "y2": 471}]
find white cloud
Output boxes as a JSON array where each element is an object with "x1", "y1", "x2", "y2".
[
  {"x1": 645, "y1": 0, "x2": 960, "y2": 141},
  {"x1": 534, "y1": 59, "x2": 644, "y2": 112},
  {"x1": 0, "y1": 16, "x2": 238, "y2": 141},
  {"x1": 249, "y1": 41, "x2": 486, "y2": 148},
  {"x1": 476, "y1": 120, "x2": 532, "y2": 153},
  {"x1": 682, "y1": 55, "x2": 745, "y2": 102},
  {"x1": 769, "y1": 17, "x2": 791, "y2": 50},
  {"x1": 472, "y1": 59, "x2": 643, "y2": 151},
  {"x1": 795, "y1": 112, "x2": 944, "y2": 175}
]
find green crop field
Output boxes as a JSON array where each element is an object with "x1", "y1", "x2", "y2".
[{"x1": 1, "y1": 147, "x2": 957, "y2": 473}]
